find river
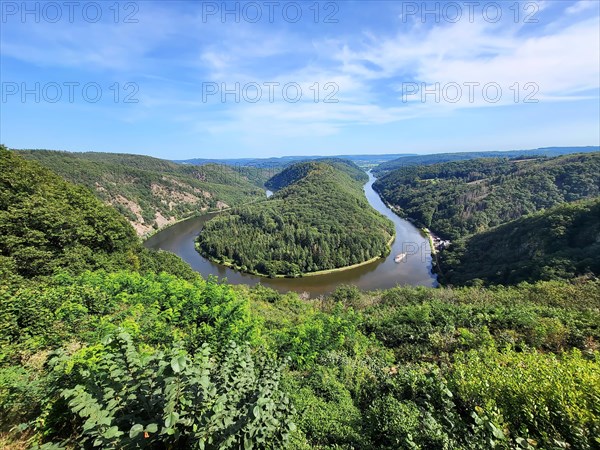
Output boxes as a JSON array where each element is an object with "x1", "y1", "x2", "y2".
[{"x1": 144, "y1": 172, "x2": 437, "y2": 296}]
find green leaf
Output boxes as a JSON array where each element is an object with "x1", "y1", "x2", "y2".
[
  {"x1": 103, "y1": 426, "x2": 122, "y2": 439},
  {"x1": 165, "y1": 411, "x2": 179, "y2": 428},
  {"x1": 491, "y1": 424, "x2": 505, "y2": 440},
  {"x1": 146, "y1": 423, "x2": 158, "y2": 433},
  {"x1": 171, "y1": 354, "x2": 186, "y2": 373},
  {"x1": 129, "y1": 424, "x2": 144, "y2": 438}
]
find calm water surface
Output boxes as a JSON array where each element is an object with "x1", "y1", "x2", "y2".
[{"x1": 145, "y1": 172, "x2": 437, "y2": 296}]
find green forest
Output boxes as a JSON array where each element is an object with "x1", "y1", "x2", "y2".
[
  {"x1": 1, "y1": 146, "x2": 599, "y2": 449},
  {"x1": 374, "y1": 153, "x2": 600, "y2": 240},
  {"x1": 374, "y1": 153, "x2": 600, "y2": 286},
  {"x1": 16, "y1": 150, "x2": 265, "y2": 236},
  {"x1": 439, "y1": 198, "x2": 600, "y2": 286},
  {"x1": 372, "y1": 146, "x2": 600, "y2": 175},
  {"x1": 196, "y1": 161, "x2": 395, "y2": 277}
]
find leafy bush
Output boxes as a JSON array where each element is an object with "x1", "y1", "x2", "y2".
[
  {"x1": 451, "y1": 347, "x2": 600, "y2": 449},
  {"x1": 37, "y1": 332, "x2": 295, "y2": 449},
  {"x1": 363, "y1": 363, "x2": 460, "y2": 450},
  {"x1": 0, "y1": 270, "x2": 260, "y2": 364}
]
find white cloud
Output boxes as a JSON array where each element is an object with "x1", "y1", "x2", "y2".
[
  {"x1": 3, "y1": 1, "x2": 597, "y2": 142},
  {"x1": 566, "y1": 0, "x2": 600, "y2": 15}
]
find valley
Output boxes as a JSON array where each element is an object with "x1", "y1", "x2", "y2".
[
  {"x1": 196, "y1": 160, "x2": 395, "y2": 277},
  {"x1": 145, "y1": 170, "x2": 437, "y2": 295},
  {"x1": 3, "y1": 3, "x2": 599, "y2": 447},
  {"x1": 1, "y1": 145, "x2": 599, "y2": 449}
]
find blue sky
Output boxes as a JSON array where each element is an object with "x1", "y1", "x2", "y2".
[{"x1": 1, "y1": 0, "x2": 599, "y2": 159}]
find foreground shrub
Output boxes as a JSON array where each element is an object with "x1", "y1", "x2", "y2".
[
  {"x1": 452, "y1": 347, "x2": 600, "y2": 449},
  {"x1": 36, "y1": 332, "x2": 295, "y2": 449}
]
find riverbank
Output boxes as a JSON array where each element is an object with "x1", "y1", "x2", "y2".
[
  {"x1": 194, "y1": 234, "x2": 395, "y2": 279},
  {"x1": 421, "y1": 227, "x2": 436, "y2": 255},
  {"x1": 142, "y1": 192, "x2": 273, "y2": 241},
  {"x1": 141, "y1": 211, "x2": 208, "y2": 241},
  {"x1": 383, "y1": 203, "x2": 450, "y2": 253},
  {"x1": 303, "y1": 234, "x2": 395, "y2": 277}
]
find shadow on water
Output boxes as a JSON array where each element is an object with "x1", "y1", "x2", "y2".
[{"x1": 144, "y1": 171, "x2": 437, "y2": 296}]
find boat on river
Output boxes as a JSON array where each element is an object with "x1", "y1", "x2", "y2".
[{"x1": 394, "y1": 253, "x2": 407, "y2": 263}]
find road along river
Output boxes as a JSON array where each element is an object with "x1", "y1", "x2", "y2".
[{"x1": 144, "y1": 172, "x2": 437, "y2": 296}]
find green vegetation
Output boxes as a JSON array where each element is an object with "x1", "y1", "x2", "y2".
[
  {"x1": 196, "y1": 160, "x2": 394, "y2": 277},
  {"x1": 0, "y1": 146, "x2": 195, "y2": 281},
  {"x1": 264, "y1": 158, "x2": 369, "y2": 190},
  {"x1": 439, "y1": 198, "x2": 600, "y2": 285},
  {"x1": 2, "y1": 266, "x2": 599, "y2": 448},
  {"x1": 16, "y1": 149, "x2": 265, "y2": 235},
  {"x1": 374, "y1": 153, "x2": 600, "y2": 241},
  {"x1": 373, "y1": 146, "x2": 600, "y2": 175},
  {"x1": 38, "y1": 334, "x2": 294, "y2": 450},
  {"x1": 177, "y1": 153, "x2": 414, "y2": 171},
  {"x1": 374, "y1": 153, "x2": 600, "y2": 286},
  {"x1": 1, "y1": 145, "x2": 599, "y2": 449}
]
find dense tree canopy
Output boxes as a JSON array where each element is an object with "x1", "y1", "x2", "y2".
[
  {"x1": 374, "y1": 153, "x2": 600, "y2": 240},
  {"x1": 372, "y1": 146, "x2": 599, "y2": 175},
  {"x1": 197, "y1": 161, "x2": 394, "y2": 277},
  {"x1": 264, "y1": 158, "x2": 368, "y2": 191},
  {"x1": 439, "y1": 198, "x2": 600, "y2": 285}
]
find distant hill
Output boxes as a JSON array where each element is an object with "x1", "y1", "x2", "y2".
[
  {"x1": 374, "y1": 153, "x2": 600, "y2": 241},
  {"x1": 197, "y1": 160, "x2": 394, "y2": 277},
  {"x1": 373, "y1": 146, "x2": 600, "y2": 175},
  {"x1": 177, "y1": 153, "x2": 416, "y2": 170},
  {"x1": 15, "y1": 149, "x2": 265, "y2": 235},
  {"x1": 439, "y1": 198, "x2": 600, "y2": 286},
  {"x1": 265, "y1": 158, "x2": 367, "y2": 191}
]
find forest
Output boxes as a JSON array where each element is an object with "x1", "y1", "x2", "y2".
[
  {"x1": 1, "y1": 146, "x2": 599, "y2": 449},
  {"x1": 373, "y1": 153, "x2": 600, "y2": 241},
  {"x1": 372, "y1": 146, "x2": 600, "y2": 175},
  {"x1": 16, "y1": 149, "x2": 265, "y2": 236},
  {"x1": 196, "y1": 160, "x2": 395, "y2": 277},
  {"x1": 438, "y1": 197, "x2": 600, "y2": 286}
]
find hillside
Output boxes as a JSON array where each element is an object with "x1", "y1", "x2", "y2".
[
  {"x1": 197, "y1": 160, "x2": 394, "y2": 277},
  {"x1": 373, "y1": 146, "x2": 600, "y2": 175},
  {"x1": 264, "y1": 158, "x2": 367, "y2": 191},
  {"x1": 439, "y1": 198, "x2": 600, "y2": 286},
  {"x1": 0, "y1": 146, "x2": 196, "y2": 280},
  {"x1": 374, "y1": 153, "x2": 600, "y2": 240},
  {"x1": 16, "y1": 149, "x2": 265, "y2": 235}
]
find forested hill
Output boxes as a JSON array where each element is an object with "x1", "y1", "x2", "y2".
[
  {"x1": 0, "y1": 146, "x2": 196, "y2": 280},
  {"x1": 373, "y1": 146, "x2": 600, "y2": 175},
  {"x1": 197, "y1": 161, "x2": 394, "y2": 277},
  {"x1": 264, "y1": 158, "x2": 367, "y2": 191},
  {"x1": 373, "y1": 153, "x2": 600, "y2": 240},
  {"x1": 439, "y1": 198, "x2": 600, "y2": 286},
  {"x1": 15, "y1": 149, "x2": 264, "y2": 235}
]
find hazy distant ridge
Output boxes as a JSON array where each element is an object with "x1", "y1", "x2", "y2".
[{"x1": 373, "y1": 146, "x2": 600, "y2": 174}]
